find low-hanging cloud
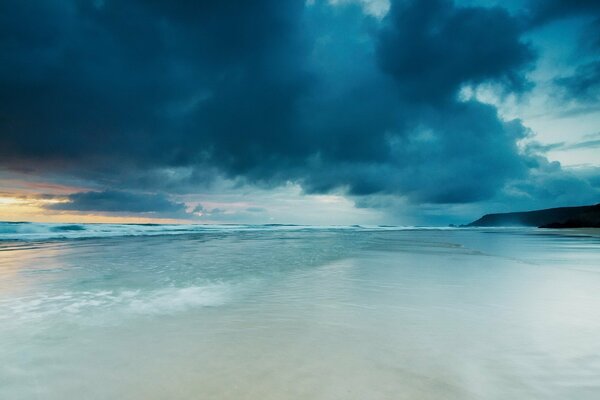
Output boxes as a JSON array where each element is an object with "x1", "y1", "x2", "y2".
[{"x1": 47, "y1": 190, "x2": 187, "y2": 216}]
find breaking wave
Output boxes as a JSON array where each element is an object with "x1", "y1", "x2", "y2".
[{"x1": 0, "y1": 222, "x2": 456, "y2": 241}]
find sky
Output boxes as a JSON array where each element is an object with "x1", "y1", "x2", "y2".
[{"x1": 1, "y1": 0, "x2": 599, "y2": 225}]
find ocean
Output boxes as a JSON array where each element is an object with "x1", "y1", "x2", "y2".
[{"x1": 1, "y1": 223, "x2": 599, "y2": 399}]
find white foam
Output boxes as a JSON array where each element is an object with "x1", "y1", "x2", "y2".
[
  {"x1": 0, "y1": 284, "x2": 232, "y2": 323},
  {"x1": 127, "y1": 285, "x2": 230, "y2": 315}
]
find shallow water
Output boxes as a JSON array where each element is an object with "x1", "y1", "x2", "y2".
[{"x1": 1, "y1": 226, "x2": 600, "y2": 399}]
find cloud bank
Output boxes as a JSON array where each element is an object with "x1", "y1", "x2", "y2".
[
  {"x1": 47, "y1": 190, "x2": 187, "y2": 217},
  {"x1": 1, "y1": 0, "x2": 599, "y2": 218}
]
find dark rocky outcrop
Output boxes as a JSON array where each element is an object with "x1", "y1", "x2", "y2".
[{"x1": 466, "y1": 204, "x2": 600, "y2": 228}]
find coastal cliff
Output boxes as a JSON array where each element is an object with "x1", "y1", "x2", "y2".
[{"x1": 466, "y1": 204, "x2": 600, "y2": 228}]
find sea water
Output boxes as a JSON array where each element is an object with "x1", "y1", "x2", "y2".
[{"x1": 1, "y1": 224, "x2": 599, "y2": 399}]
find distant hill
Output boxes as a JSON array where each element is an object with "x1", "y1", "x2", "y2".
[{"x1": 466, "y1": 204, "x2": 600, "y2": 228}]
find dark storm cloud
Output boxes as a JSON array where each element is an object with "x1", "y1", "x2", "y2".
[
  {"x1": 526, "y1": 0, "x2": 600, "y2": 25},
  {"x1": 0, "y1": 0, "x2": 308, "y2": 165},
  {"x1": 47, "y1": 190, "x2": 187, "y2": 214},
  {"x1": 0, "y1": 0, "x2": 596, "y2": 210},
  {"x1": 300, "y1": 101, "x2": 531, "y2": 203},
  {"x1": 351, "y1": 0, "x2": 534, "y2": 202},
  {"x1": 287, "y1": 0, "x2": 535, "y2": 203},
  {"x1": 378, "y1": 0, "x2": 535, "y2": 102},
  {"x1": 588, "y1": 17, "x2": 600, "y2": 50}
]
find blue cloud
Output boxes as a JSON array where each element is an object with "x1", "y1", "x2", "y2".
[
  {"x1": 0, "y1": 0, "x2": 598, "y2": 213},
  {"x1": 47, "y1": 190, "x2": 187, "y2": 215}
]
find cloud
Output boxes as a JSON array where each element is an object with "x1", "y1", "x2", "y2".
[
  {"x1": 0, "y1": 0, "x2": 598, "y2": 218},
  {"x1": 292, "y1": 0, "x2": 536, "y2": 203},
  {"x1": 526, "y1": 1, "x2": 600, "y2": 108},
  {"x1": 192, "y1": 202, "x2": 273, "y2": 223},
  {"x1": 554, "y1": 61, "x2": 600, "y2": 104},
  {"x1": 0, "y1": 0, "x2": 309, "y2": 167},
  {"x1": 192, "y1": 204, "x2": 226, "y2": 217},
  {"x1": 500, "y1": 157, "x2": 600, "y2": 209},
  {"x1": 47, "y1": 190, "x2": 187, "y2": 215},
  {"x1": 246, "y1": 207, "x2": 267, "y2": 213},
  {"x1": 526, "y1": 133, "x2": 600, "y2": 153},
  {"x1": 526, "y1": 0, "x2": 600, "y2": 25},
  {"x1": 559, "y1": 139, "x2": 600, "y2": 151},
  {"x1": 378, "y1": 0, "x2": 535, "y2": 102}
]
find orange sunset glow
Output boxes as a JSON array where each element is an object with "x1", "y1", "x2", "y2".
[{"x1": 0, "y1": 194, "x2": 187, "y2": 224}]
